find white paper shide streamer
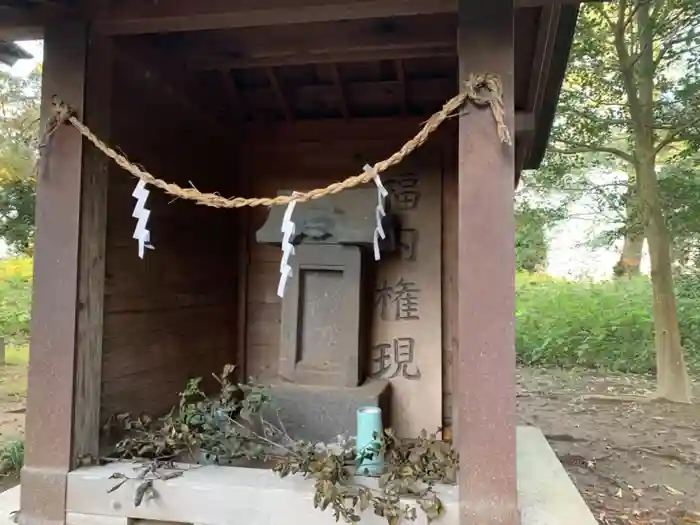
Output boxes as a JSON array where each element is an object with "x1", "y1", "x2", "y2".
[
  {"x1": 132, "y1": 179, "x2": 154, "y2": 259},
  {"x1": 364, "y1": 164, "x2": 388, "y2": 261},
  {"x1": 277, "y1": 197, "x2": 298, "y2": 298}
]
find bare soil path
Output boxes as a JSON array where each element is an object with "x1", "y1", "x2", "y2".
[{"x1": 518, "y1": 367, "x2": 700, "y2": 525}]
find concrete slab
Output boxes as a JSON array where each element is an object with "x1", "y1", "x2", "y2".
[
  {"x1": 0, "y1": 485, "x2": 19, "y2": 525},
  {"x1": 517, "y1": 425, "x2": 598, "y2": 525},
  {"x1": 13, "y1": 426, "x2": 597, "y2": 525}
]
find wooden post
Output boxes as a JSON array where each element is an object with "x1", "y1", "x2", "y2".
[
  {"x1": 456, "y1": 0, "x2": 518, "y2": 524},
  {"x1": 21, "y1": 22, "x2": 88, "y2": 525},
  {"x1": 73, "y1": 31, "x2": 113, "y2": 463},
  {"x1": 20, "y1": 23, "x2": 111, "y2": 525}
]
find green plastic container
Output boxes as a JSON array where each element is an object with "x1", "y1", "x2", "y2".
[{"x1": 355, "y1": 406, "x2": 384, "y2": 476}]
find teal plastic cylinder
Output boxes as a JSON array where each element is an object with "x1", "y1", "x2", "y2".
[{"x1": 355, "y1": 406, "x2": 384, "y2": 476}]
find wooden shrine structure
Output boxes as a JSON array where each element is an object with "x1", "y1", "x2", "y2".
[{"x1": 1, "y1": 1, "x2": 595, "y2": 524}]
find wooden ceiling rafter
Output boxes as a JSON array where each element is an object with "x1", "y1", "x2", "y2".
[
  {"x1": 178, "y1": 13, "x2": 457, "y2": 72},
  {"x1": 265, "y1": 67, "x2": 293, "y2": 122},
  {"x1": 219, "y1": 69, "x2": 244, "y2": 122},
  {"x1": 112, "y1": 41, "x2": 230, "y2": 139},
  {"x1": 329, "y1": 63, "x2": 349, "y2": 120},
  {"x1": 192, "y1": 45, "x2": 456, "y2": 70},
  {"x1": 395, "y1": 59, "x2": 408, "y2": 116},
  {"x1": 201, "y1": 65, "x2": 537, "y2": 133}
]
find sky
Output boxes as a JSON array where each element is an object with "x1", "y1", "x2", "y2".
[{"x1": 4, "y1": 40, "x2": 645, "y2": 279}]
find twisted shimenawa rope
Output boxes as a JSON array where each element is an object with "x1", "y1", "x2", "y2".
[{"x1": 44, "y1": 73, "x2": 511, "y2": 209}]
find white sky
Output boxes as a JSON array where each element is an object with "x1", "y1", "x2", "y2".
[{"x1": 4, "y1": 40, "x2": 643, "y2": 279}]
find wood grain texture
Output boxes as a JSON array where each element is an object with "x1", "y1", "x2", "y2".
[
  {"x1": 21, "y1": 21, "x2": 87, "y2": 525},
  {"x1": 457, "y1": 0, "x2": 518, "y2": 522},
  {"x1": 99, "y1": 60, "x2": 243, "y2": 421},
  {"x1": 73, "y1": 31, "x2": 113, "y2": 465}
]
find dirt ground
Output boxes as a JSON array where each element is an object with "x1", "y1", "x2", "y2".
[
  {"x1": 518, "y1": 367, "x2": 700, "y2": 525},
  {"x1": 0, "y1": 365, "x2": 25, "y2": 443},
  {"x1": 0, "y1": 360, "x2": 26, "y2": 492},
  {"x1": 0, "y1": 363, "x2": 697, "y2": 523}
]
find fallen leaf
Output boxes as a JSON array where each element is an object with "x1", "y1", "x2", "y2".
[{"x1": 663, "y1": 484, "x2": 684, "y2": 496}]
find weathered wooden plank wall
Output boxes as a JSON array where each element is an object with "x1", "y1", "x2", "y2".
[
  {"x1": 99, "y1": 60, "x2": 243, "y2": 421},
  {"x1": 97, "y1": 75, "x2": 459, "y2": 434},
  {"x1": 239, "y1": 120, "x2": 457, "y2": 433}
]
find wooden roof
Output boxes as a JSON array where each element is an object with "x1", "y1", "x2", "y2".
[
  {"x1": 0, "y1": 0, "x2": 583, "y2": 170},
  {"x1": 0, "y1": 39, "x2": 32, "y2": 66}
]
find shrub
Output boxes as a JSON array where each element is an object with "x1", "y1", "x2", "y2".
[
  {"x1": 0, "y1": 256, "x2": 698, "y2": 375},
  {"x1": 0, "y1": 439, "x2": 23, "y2": 476},
  {"x1": 0, "y1": 257, "x2": 32, "y2": 344},
  {"x1": 516, "y1": 272, "x2": 700, "y2": 373}
]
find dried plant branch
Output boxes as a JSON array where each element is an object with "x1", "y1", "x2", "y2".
[{"x1": 103, "y1": 365, "x2": 458, "y2": 525}]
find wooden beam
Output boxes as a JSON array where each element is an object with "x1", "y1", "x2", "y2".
[
  {"x1": 92, "y1": 0, "x2": 457, "y2": 35},
  {"x1": 0, "y1": 1, "x2": 83, "y2": 39},
  {"x1": 329, "y1": 64, "x2": 349, "y2": 119},
  {"x1": 456, "y1": 0, "x2": 518, "y2": 524},
  {"x1": 112, "y1": 41, "x2": 230, "y2": 137},
  {"x1": 0, "y1": 0, "x2": 74, "y2": 10},
  {"x1": 519, "y1": 5, "x2": 559, "y2": 173},
  {"x1": 266, "y1": 67, "x2": 293, "y2": 122},
  {"x1": 72, "y1": 30, "x2": 112, "y2": 467},
  {"x1": 238, "y1": 76, "x2": 534, "y2": 132},
  {"x1": 89, "y1": 0, "x2": 605, "y2": 35},
  {"x1": 21, "y1": 20, "x2": 87, "y2": 524},
  {"x1": 219, "y1": 70, "x2": 244, "y2": 121},
  {"x1": 515, "y1": 111, "x2": 536, "y2": 133},
  {"x1": 197, "y1": 44, "x2": 456, "y2": 70},
  {"x1": 395, "y1": 60, "x2": 408, "y2": 116},
  {"x1": 0, "y1": 6, "x2": 49, "y2": 38},
  {"x1": 183, "y1": 13, "x2": 456, "y2": 70}
]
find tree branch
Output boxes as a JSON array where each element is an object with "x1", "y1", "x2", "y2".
[
  {"x1": 550, "y1": 140, "x2": 636, "y2": 164},
  {"x1": 612, "y1": 0, "x2": 644, "y2": 129},
  {"x1": 567, "y1": 108, "x2": 634, "y2": 127},
  {"x1": 653, "y1": 31, "x2": 698, "y2": 70},
  {"x1": 654, "y1": 115, "x2": 700, "y2": 155},
  {"x1": 590, "y1": 2, "x2": 617, "y2": 30}
]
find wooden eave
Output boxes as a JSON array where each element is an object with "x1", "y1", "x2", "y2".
[
  {"x1": 0, "y1": 38, "x2": 32, "y2": 66},
  {"x1": 0, "y1": 0, "x2": 586, "y2": 172}
]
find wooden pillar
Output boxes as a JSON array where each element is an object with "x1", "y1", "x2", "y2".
[
  {"x1": 456, "y1": 0, "x2": 518, "y2": 524},
  {"x1": 21, "y1": 23, "x2": 111, "y2": 525}
]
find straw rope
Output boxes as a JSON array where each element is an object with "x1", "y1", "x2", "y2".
[{"x1": 43, "y1": 73, "x2": 511, "y2": 209}]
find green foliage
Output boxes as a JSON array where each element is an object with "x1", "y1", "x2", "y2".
[
  {"x1": 107, "y1": 366, "x2": 457, "y2": 524},
  {"x1": 530, "y1": 0, "x2": 700, "y2": 258},
  {"x1": 0, "y1": 257, "x2": 32, "y2": 343},
  {"x1": 515, "y1": 203, "x2": 551, "y2": 272},
  {"x1": 0, "y1": 439, "x2": 23, "y2": 476},
  {"x1": 516, "y1": 272, "x2": 700, "y2": 373},
  {"x1": 0, "y1": 66, "x2": 40, "y2": 256}
]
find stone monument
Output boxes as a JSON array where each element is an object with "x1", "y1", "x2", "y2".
[{"x1": 256, "y1": 188, "x2": 397, "y2": 443}]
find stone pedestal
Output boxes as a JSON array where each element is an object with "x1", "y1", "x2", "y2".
[
  {"x1": 256, "y1": 188, "x2": 397, "y2": 443},
  {"x1": 264, "y1": 380, "x2": 392, "y2": 444}
]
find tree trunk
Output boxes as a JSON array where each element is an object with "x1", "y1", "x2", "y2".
[
  {"x1": 636, "y1": 160, "x2": 692, "y2": 402},
  {"x1": 632, "y1": 0, "x2": 691, "y2": 403},
  {"x1": 614, "y1": 175, "x2": 644, "y2": 278}
]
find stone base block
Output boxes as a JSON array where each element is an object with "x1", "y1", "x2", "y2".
[{"x1": 264, "y1": 380, "x2": 392, "y2": 443}]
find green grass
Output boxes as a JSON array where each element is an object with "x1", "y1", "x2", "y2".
[
  {"x1": 0, "y1": 440, "x2": 23, "y2": 476},
  {"x1": 0, "y1": 257, "x2": 32, "y2": 346},
  {"x1": 516, "y1": 272, "x2": 700, "y2": 374},
  {"x1": 0, "y1": 256, "x2": 697, "y2": 380}
]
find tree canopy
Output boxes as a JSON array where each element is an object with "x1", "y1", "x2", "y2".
[{"x1": 0, "y1": 66, "x2": 40, "y2": 256}]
